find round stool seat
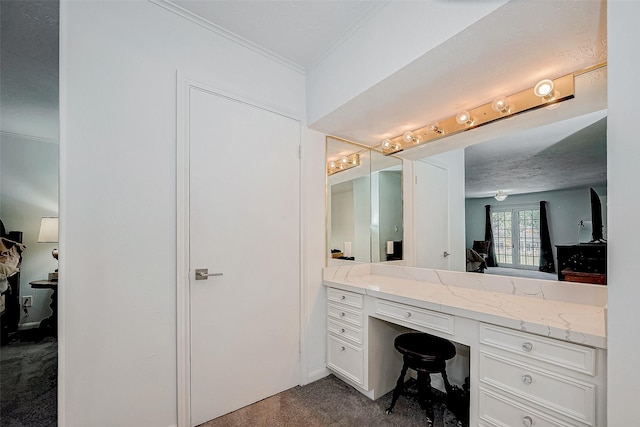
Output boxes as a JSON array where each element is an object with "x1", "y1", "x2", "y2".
[{"x1": 394, "y1": 332, "x2": 456, "y2": 363}]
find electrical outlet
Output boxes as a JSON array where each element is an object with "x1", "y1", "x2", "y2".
[{"x1": 22, "y1": 295, "x2": 32, "y2": 308}]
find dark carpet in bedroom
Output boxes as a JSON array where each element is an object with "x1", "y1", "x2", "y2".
[{"x1": 0, "y1": 333, "x2": 57, "y2": 427}]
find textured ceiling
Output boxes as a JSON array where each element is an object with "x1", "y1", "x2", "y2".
[
  {"x1": 464, "y1": 111, "x2": 607, "y2": 198},
  {"x1": 170, "y1": 0, "x2": 386, "y2": 71},
  {"x1": 0, "y1": 0, "x2": 59, "y2": 141}
]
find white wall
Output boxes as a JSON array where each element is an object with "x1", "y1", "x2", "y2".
[
  {"x1": 0, "y1": 132, "x2": 58, "y2": 325},
  {"x1": 465, "y1": 186, "x2": 607, "y2": 269},
  {"x1": 306, "y1": 0, "x2": 508, "y2": 125},
  {"x1": 607, "y1": 1, "x2": 640, "y2": 424},
  {"x1": 59, "y1": 1, "x2": 304, "y2": 426},
  {"x1": 301, "y1": 129, "x2": 330, "y2": 383}
]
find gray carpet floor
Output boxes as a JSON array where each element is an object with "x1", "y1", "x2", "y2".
[
  {"x1": 0, "y1": 334, "x2": 57, "y2": 427},
  {"x1": 201, "y1": 375, "x2": 466, "y2": 427}
]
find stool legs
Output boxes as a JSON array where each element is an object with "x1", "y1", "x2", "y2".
[
  {"x1": 386, "y1": 366, "x2": 451, "y2": 426},
  {"x1": 441, "y1": 368, "x2": 453, "y2": 395},
  {"x1": 417, "y1": 371, "x2": 434, "y2": 426},
  {"x1": 385, "y1": 361, "x2": 409, "y2": 414}
]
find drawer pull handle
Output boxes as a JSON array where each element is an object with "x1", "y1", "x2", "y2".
[
  {"x1": 522, "y1": 374, "x2": 533, "y2": 385},
  {"x1": 339, "y1": 312, "x2": 346, "y2": 317},
  {"x1": 405, "y1": 312, "x2": 412, "y2": 318},
  {"x1": 340, "y1": 328, "x2": 345, "y2": 334},
  {"x1": 340, "y1": 295, "x2": 346, "y2": 300},
  {"x1": 522, "y1": 342, "x2": 533, "y2": 352},
  {"x1": 340, "y1": 346, "x2": 346, "y2": 352},
  {"x1": 522, "y1": 415, "x2": 533, "y2": 427}
]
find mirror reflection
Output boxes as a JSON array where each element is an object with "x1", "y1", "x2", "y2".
[
  {"x1": 463, "y1": 111, "x2": 607, "y2": 283},
  {"x1": 326, "y1": 137, "x2": 403, "y2": 265},
  {"x1": 327, "y1": 138, "x2": 371, "y2": 264},
  {"x1": 370, "y1": 150, "x2": 403, "y2": 263},
  {"x1": 411, "y1": 110, "x2": 607, "y2": 284}
]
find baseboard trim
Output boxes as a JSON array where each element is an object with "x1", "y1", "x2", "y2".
[{"x1": 305, "y1": 367, "x2": 331, "y2": 385}]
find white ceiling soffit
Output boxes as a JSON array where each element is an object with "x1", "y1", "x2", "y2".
[
  {"x1": 0, "y1": 0, "x2": 59, "y2": 141},
  {"x1": 167, "y1": 0, "x2": 388, "y2": 72},
  {"x1": 309, "y1": 0, "x2": 607, "y2": 147}
]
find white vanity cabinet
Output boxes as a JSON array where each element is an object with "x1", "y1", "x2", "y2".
[
  {"x1": 326, "y1": 288, "x2": 366, "y2": 387},
  {"x1": 323, "y1": 265, "x2": 607, "y2": 426},
  {"x1": 478, "y1": 323, "x2": 607, "y2": 427}
]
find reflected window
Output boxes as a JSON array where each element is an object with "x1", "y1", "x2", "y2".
[{"x1": 491, "y1": 207, "x2": 540, "y2": 269}]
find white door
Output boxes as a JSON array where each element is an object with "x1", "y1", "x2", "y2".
[
  {"x1": 188, "y1": 87, "x2": 301, "y2": 426},
  {"x1": 414, "y1": 160, "x2": 450, "y2": 269}
]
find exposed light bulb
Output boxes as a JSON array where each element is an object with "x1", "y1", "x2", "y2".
[
  {"x1": 534, "y1": 79, "x2": 555, "y2": 98},
  {"x1": 456, "y1": 111, "x2": 474, "y2": 126},
  {"x1": 382, "y1": 139, "x2": 393, "y2": 150},
  {"x1": 328, "y1": 161, "x2": 336, "y2": 169},
  {"x1": 340, "y1": 156, "x2": 349, "y2": 164},
  {"x1": 402, "y1": 131, "x2": 421, "y2": 145},
  {"x1": 491, "y1": 97, "x2": 510, "y2": 113},
  {"x1": 427, "y1": 121, "x2": 444, "y2": 135}
]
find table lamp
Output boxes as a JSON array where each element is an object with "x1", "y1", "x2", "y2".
[{"x1": 37, "y1": 216, "x2": 58, "y2": 281}]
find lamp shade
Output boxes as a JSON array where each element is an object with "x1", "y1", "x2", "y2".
[{"x1": 37, "y1": 217, "x2": 59, "y2": 243}]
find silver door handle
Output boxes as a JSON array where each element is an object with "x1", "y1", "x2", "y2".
[
  {"x1": 195, "y1": 268, "x2": 223, "y2": 280},
  {"x1": 443, "y1": 251, "x2": 450, "y2": 257}
]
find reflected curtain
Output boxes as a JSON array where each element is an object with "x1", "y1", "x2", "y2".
[
  {"x1": 539, "y1": 201, "x2": 555, "y2": 273},
  {"x1": 484, "y1": 205, "x2": 497, "y2": 267}
]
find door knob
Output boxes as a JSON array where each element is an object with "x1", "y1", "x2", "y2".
[
  {"x1": 195, "y1": 268, "x2": 223, "y2": 280},
  {"x1": 443, "y1": 251, "x2": 450, "y2": 257}
]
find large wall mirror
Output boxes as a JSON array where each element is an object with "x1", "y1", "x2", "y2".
[
  {"x1": 407, "y1": 68, "x2": 607, "y2": 285},
  {"x1": 324, "y1": 67, "x2": 607, "y2": 286},
  {"x1": 326, "y1": 137, "x2": 403, "y2": 266}
]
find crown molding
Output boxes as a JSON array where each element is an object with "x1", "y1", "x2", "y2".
[
  {"x1": 149, "y1": 0, "x2": 305, "y2": 75},
  {"x1": 306, "y1": 1, "x2": 390, "y2": 72}
]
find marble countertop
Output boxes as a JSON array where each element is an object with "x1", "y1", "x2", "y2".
[{"x1": 324, "y1": 264, "x2": 607, "y2": 349}]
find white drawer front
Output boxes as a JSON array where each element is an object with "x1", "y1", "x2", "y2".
[
  {"x1": 480, "y1": 323, "x2": 595, "y2": 375},
  {"x1": 479, "y1": 387, "x2": 574, "y2": 427},
  {"x1": 327, "y1": 287, "x2": 364, "y2": 309},
  {"x1": 328, "y1": 318, "x2": 363, "y2": 345},
  {"x1": 327, "y1": 335, "x2": 364, "y2": 386},
  {"x1": 375, "y1": 299, "x2": 454, "y2": 335},
  {"x1": 479, "y1": 352, "x2": 596, "y2": 425},
  {"x1": 328, "y1": 303, "x2": 363, "y2": 327}
]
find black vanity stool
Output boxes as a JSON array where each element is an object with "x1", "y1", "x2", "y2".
[{"x1": 386, "y1": 332, "x2": 456, "y2": 425}]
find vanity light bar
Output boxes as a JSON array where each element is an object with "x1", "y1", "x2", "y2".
[
  {"x1": 327, "y1": 153, "x2": 361, "y2": 175},
  {"x1": 380, "y1": 73, "x2": 576, "y2": 156}
]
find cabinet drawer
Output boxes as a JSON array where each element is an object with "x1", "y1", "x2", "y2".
[
  {"x1": 327, "y1": 335, "x2": 364, "y2": 386},
  {"x1": 328, "y1": 318, "x2": 363, "y2": 345},
  {"x1": 375, "y1": 299, "x2": 454, "y2": 335},
  {"x1": 479, "y1": 387, "x2": 574, "y2": 427},
  {"x1": 479, "y1": 352, "x2": 595, "y2": 425},
  {"x1": 328, "y1": 303, "x2": 363, "y2": 327},
  {"x1": 479, "y1": 323, "x2": 596, "y2": 375},
  {"x1": 327, "y1": 288, "x2": 364, "y2": 309}
]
